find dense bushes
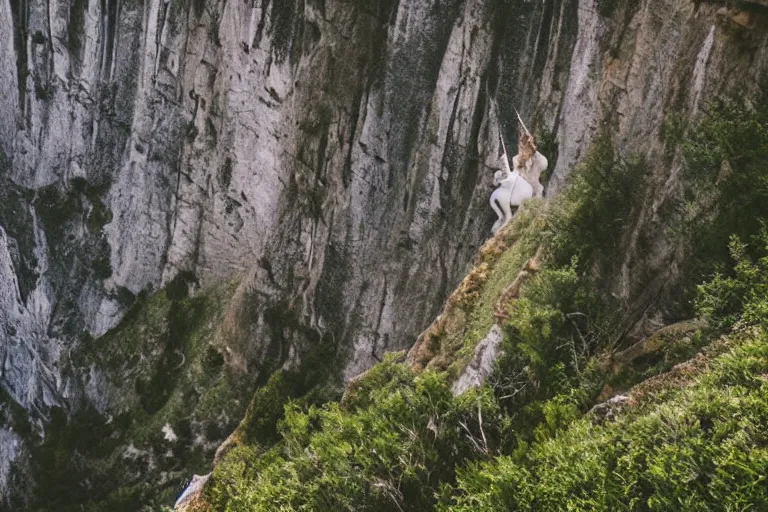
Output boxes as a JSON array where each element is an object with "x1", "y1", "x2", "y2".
[
  {"x1": 548, "y1": 134, "x2": 646, "y2": 277},
  {"x1": 205, "y1": 357, "x2": 505, "y2": 511},
  {"x1": 678, "y1": 97, "x2": 768, "y2": 325},
  {"x1": 490, "y1": 262, "x2": 612, "y2": 450},
  {"x1": 196, "y1": 100, "x2": 768, "y2": 511},
  {"x1": 445, "y1": 333, "x2": 768, "y2": 511},
  {"x1": 442, "y1": 180, "x2": 768, "y2": 510},
  {"x1": 695, "y1": 233, "x2": 768, "y2": 330},
  {"x1": 682, "y1": 99, "x2": 768, "y2": 284},
  {"x1": 203, "y1": 242, "x2": 768, "y2": 511}
]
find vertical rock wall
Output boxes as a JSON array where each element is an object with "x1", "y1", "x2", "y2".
[{"x1": 0, "y1": 0, "x2": 767, "y2": 504}]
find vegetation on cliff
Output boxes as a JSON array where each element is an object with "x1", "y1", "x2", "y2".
[
  {"x1": 28, "y1": 97, "x2": 765, "y2": 511},
  {"x1": 182, "y1": 99, "x2": 768, "y2": 511},
  {"x1": 22, "y1": 276, "x2": 248, "y2": 511}
]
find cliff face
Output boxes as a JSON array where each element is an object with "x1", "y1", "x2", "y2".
[
  {"x1": 0, "y1": 0, "x2": 766, "y2": 506},
  {"x1": 0, "y1": 0, "x2": 497, "y2": 419}
]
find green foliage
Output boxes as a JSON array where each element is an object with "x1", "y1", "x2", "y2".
[
  {"x1": 491, "y1": 260, "x2": 619, "y2": 451},
  {"x1": 445, "y1": 332, "x2": 768, "y2": 511},
  {"x1": 504, "y1": 262, "x2": 588, "y2": 382},
  {"x1": 549, "y1": 135, "x2": 646, "y2": 277},
  {"x1": 31, "y1": 280, "x2": 244, "y2": 511},
  {"x1": 341, "y1": 352, "x2": 413, "y2": 411},
  {"x1": 204, "y1": 241, "x2": 768, "y2": 511},
  {"x1": 682, "y1": 98, "x2": 768, "y2": 287},
  {"x1": 205, "y1": 368, "x2": 506, "y2": 512},
  {"x1": 181, "y1": 102, "x2": 768, "y2": 511},
  {"x1": 239, "y1": 372, "x2": 302, "y2": 446},
  {"x1": 30, "y1": 406, "x2": 122, "y2": 511},
  {"x1": 660, "y1": 111, "x2": 687, "y2": 148},
  {"x1": 443, "y1": 214, "x2": 768, "y2": 510},
  {"x1": 696, "y1": 232, "x2": 768, "y2": 329}
]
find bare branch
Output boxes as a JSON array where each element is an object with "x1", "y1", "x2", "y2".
[
  {"x1": 498, "y1": 382, "x2": 528, "y2": 400},
  {"x1": 459, "y1": 421, "x2": 486, "y2": 454},
  {"x1": 477, "y1": 402, "x2": 488, "y2": 454}
]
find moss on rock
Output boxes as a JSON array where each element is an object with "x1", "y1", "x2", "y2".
[{"x1": 29, "y1": 277, "x2": 250, "y2": 511}]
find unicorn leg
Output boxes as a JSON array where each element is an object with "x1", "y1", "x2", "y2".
[
  {"x1": 490, "y1": 191, "x2": 505, "y2": 234},
  {"x1": 501, "y1": 196, "x2": 513, "y2": 227}
]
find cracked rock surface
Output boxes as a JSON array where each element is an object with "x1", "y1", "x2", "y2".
[{"x1": 0, "y1": 0, "x2": 767, "y2": 504}]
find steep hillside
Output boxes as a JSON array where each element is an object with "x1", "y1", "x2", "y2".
[
  {"x1": 0, "y1": 0, "x2": 766, "y2": 509},
  {"x1": 185, "y1": 94, "x2": 768, "y2": 511}
]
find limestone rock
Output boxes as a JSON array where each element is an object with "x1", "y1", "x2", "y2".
[
  {"x1": 589, "y1": 394, "x2": 630, "y2": 423},
  {"x1": 0, "y1": 0, "x2": 766, "y2": 504},
  {"x1": 452, "y1": 325, "x2": 504, "y2": 396},
  {"x1": 174, "y1": 473, "x2": 210, "y2": 512}
]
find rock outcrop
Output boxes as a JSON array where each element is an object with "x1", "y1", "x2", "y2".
[{"x1": 452, "y1": 324, "x2": 504, "y2": 396}]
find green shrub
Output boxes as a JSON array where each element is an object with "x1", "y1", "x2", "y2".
[
  {"x1": 491, "y1": 258, "x2": 620, "y2": 447},
  {"x1": 696, "y1": 232, "x2": 768, "y2": 329},
  {"x1": 341, "y1": 352, "x2": 413, "y2": 411},
  {"x1": 205, "y1": 369, "x2": 505, "y2": 512},
  {"x1": 444, "y1": 333, "x2": 768, "y2": 511},
  {"x1": 501, "y1": 262, "x2": 586, "y2": 387},
  {"x1": 444, "y1": 213, "x2": 768, "y2": 511},
  {"x1": 547, "y1": 135, "x2": 647, "y2": 295},
  {"x1": 550, "y1": 137, "x2": 633, "y2": 258},
  {"x1": 239, "y1": 371, "x2": 303, "y2": 446},
  {"x1": 171, "y1": 101, "x2": 768, "y2": 512},
  {"x1": 682, "y1": 98, "x2": 768, "y2": 285}
]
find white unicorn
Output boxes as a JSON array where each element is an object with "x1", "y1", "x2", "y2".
[
  {"x1": 489, "y1": 110, "x2": 547, "y2": 234},
  {"x1": 490, "y1": 168, "x2": 533, "y2": 234}
]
